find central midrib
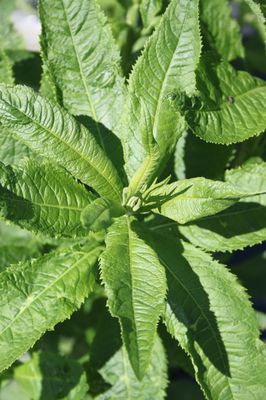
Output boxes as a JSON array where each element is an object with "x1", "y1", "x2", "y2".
[
  {"x1": 0, "y1": 93, "x2": 122, "y2": 201},
  {"x1": 0, "y1": 251, "x2": 94, "y2": 337},
  {"x1": 126, "y1": 216, "x2": 141, "y2": 375},
  {"x1": 6, "y1": 195, "x2": 84, "y2": 212},
  {"x1": 60, "y1": 0, "x2": 106, "y2": 152},
  {"x1": 152, "y1": 1, "x2": 192, "y2": 138},
  {"x1": 160, "y1": 253, "x2": 234, "y2": 398}
]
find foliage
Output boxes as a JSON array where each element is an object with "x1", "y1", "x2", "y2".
[{"x1": 0, "y1": 0, "x2": 266, "y2": 399}]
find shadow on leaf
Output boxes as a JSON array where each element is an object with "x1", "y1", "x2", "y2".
[
  {"x1": 185, "y1": 202, "x2": 266, "y2": 237},
  {"x1": 139, "y1": 227, "x2": 231, "y2": 383}
]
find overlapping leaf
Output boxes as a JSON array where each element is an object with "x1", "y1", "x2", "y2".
[
  {"x1": 145, "y1": 177, "x2": 262, "y2": 224},
  {"x1": 123, "y1": 0, "x2": 201, "y2": 179},
  {"x1": 149, "y1": 232, "x2": 266, "y2": 400},
  {"x1": 0, "y1": 44, "x2": 33, "y2": 167},
  {"x1": 0, "y1": 85, "x2": 123, "y2": 201},
  {"x1": 81, "y1": 197, "x2": 124, "y2": 232},
  {"x1": 0, "y1": 220, "x2": 42, "y2": 271},
  {"x1": 174, "y1": 131, "x2": 233, "y2": 180},
  {"x1": 0, "y1": 128, "x2": 32, "y2": 166},
  {"x1": 96, "y1": 336, "x2": 167, "y2": 399},
  {"x1": 0, "y1": 243, "x2": 102, "y2": 373},
  {"x1": 140, "y1": 0, "x2": 163, "y2": 28},
  {"x1": 100, "y1": 216, "x2": 166, "y2": 379},
  {"x1": 180, "y1": 161, "x2": 266, "y2": 251},
  {"x1": 39, "y1": 0, "x2": 126, "y2": 136},
  {"x1": 0, "y1": 0, "x2": 25, "y2": 63},
  {"x1": 0, "y1": 47, "x2": 13, "y2": 84},
  {"x1": 185, "y1": 55, "x2": 266, "y2": 144},
  {"x1": 14, "y1": 352, "x2": 88, "y2": 400},
  {"x1": 244, "y1": 0, "x2": 266, "y2": 42},
  {"x1": 0, "y1": 160, "x2": 95, "y2": 236},
  {"x1": 200, "y1": 0, "x2": 244, "y2": 61}
]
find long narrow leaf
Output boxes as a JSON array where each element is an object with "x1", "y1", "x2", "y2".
[
  {"x1": 0, "y1": 244, "x2": 102, "y2": 373},
  {"x1": 0, "y1": 85, "x2": 123, "y2": 201},
  {"x1": 123, "y1": 0, "x2": 201, "y2": 179},
  {"x1": 0, "y1": 160, "x2": 95, "y2": 236},
  {"x1": 39, "y1": 0, "x2": 126, "y2": 137},
  {"x1": 100, "y1": 216, "x2": 166, "y2": 379},
  {"x1": 149, "y1": 232, "x2": 266, "y2": 399},
  {"x1": 179, "y1": 161, "x2": 266, "y2": 251}
]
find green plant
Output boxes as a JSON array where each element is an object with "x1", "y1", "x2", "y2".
[{"x1": 0, "y1": 0, "x2": 266, "y2": 398}]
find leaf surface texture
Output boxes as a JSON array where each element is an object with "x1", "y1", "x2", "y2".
[
  {"x1": 100, "y1": 216, "x2": 166, "y2": 378},
  {"x1": 186, "y1": 57, "x2": 266, "y2": 144},
  {"x1": 147, "y1": 177, "x2": 259, "y2": 224},
  {"x1": 200, "y1": 0, "x2": 244, "y2": 60},
  {"x1": 123, "y1": 0, "x2": 201, "y2": 179},
  {"x1": 0, "y1": 85, "x2": 123, "y2": 201},
  {"x1": 39, "y1": 0, "x2": 126, "y2": 136},
  {"x1": 0, "y1": 160, "x2": 94, "y2": 236},
  {"x1": 0, "y1": 244, "x2": 101, "y2": 372},
  {"x1": 151, "y1": 232, "x2": 266, "y2": 400},
  {"x1": 96, "y1": 336, "x2": 167, "y2": 399},
  {"x1": 180, "y1": 162, "x2": 266, "y2": 251}
]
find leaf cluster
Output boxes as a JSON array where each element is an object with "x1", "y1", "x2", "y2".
[{"x1": 0, "y1": 0, "x2": 266, "y2": 399}]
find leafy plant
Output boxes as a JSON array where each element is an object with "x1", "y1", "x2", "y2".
[{"x1": 0, "y1": 0, "x2": 266, "y2": 399}]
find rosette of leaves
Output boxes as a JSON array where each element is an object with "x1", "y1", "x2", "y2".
[{"x1": 0, "y1": 0, "x2": 266, "y2": 399}]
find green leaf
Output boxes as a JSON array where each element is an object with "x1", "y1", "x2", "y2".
[
  {"x1": 39, "y1": 0, "x2": 126, "y2": 136},
  {"x1": 0, "y1": 0, "x2": 16, "y2": 19},
  {"x1": 40, "y1": 64, "x2": 60, "y2": 104},
  {"x1": 146, "y1": 177, "x2": 262, "y2": 224},
  {"x1": 96, "y1": 336, "x2": 167, "y2": 400},
  {"x1": 14, "y1": 352, "x2": 88, "y2": 400},
  {"x1": 123, "y1": 0, "x2": 201, "y2": 179},
  {"x1": 0, "y1": 243, "x2": 102, "y2": 373},
  {"x1": 81, "y1": 197, "x2": 124, "y2": 232},
  {"x1": 0, "y1": 379, "x2": 29, "y2": 400},
  {"x1": 150, "y1": 232, "x2": 266, "y2": 400},
  {"x1": 200, "y1": 0, "x2": 244, "y2": 61},
  {"x1": 225, "y1": 159, "x2": 266, "y2": 192},
  {"x1": 179, "y1": 162, "x2": 266, "y2": 251},
  {"x1": 0, "y1": 48, "x2": 13, "y2": 84},
  {"x1": 186, "y1": 55, "x2": 266, "y2": 144},
  {"x1": 0, "y1": 1, "x2": 25, "y2": 62},
  {"x1": 244, "y1": 0, "x2": 266, "y2": 42},
  {"x1": 78, "y1": 115, "x2": 126, "y2": 184},
  {"x1": 174, "y1": 131, "x2": 233, "y2": 180},
  {"x1": 0, "y1": 126, "x2": 33, "y2": 166},
  {"x1": 140, "y1": 0, "x2": 163, "y2": 28},
  {"x1": 0, "y1": 85, "x2": 123, "y2": 201},
  {"x1": 0, "y1": 220, "x2": 42, "y2": 271},
  {"x1": 159, "y1": 322, "x2": 194, "y2": 376},
  {"x1": 0, "y1": 160, "x2": 95, "y2": 237},
  {"x1": 100, "y1": 216, "x2": 167, "y2": 379}
]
